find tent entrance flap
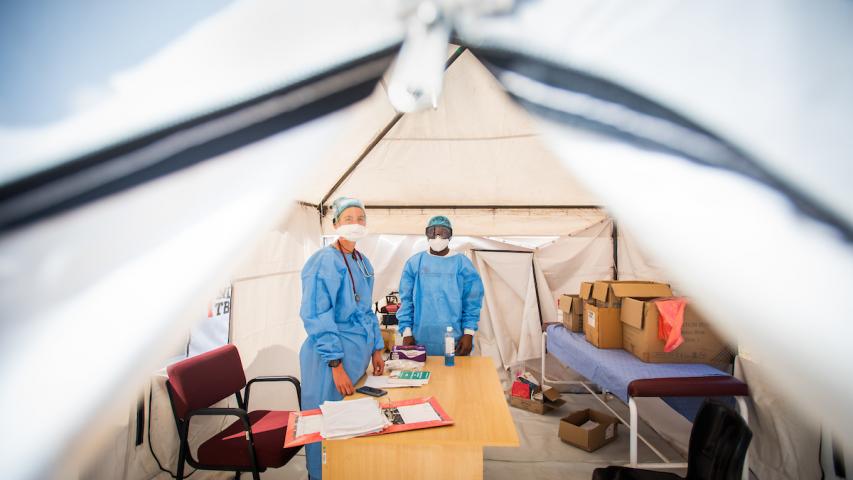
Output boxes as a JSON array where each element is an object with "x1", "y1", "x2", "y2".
[{"x1": 473, "y1": 250, "x2": 552, "y2": 369}]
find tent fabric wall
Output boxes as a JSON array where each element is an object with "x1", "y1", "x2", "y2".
[
  {"x1": 535, "y1": 218, "x2": 615, "y2": 297},
  {"x1": 474, "y1": 251, "x2": 546, "y2": 369},
  {"x1": 303, "y1": 50, "x2": 601, "y2": 211},
  {"x1": 229, "y1": 204, "x2": 322, "y2": 411},
  {"x1": 352, "y1": 234, "x2": 528, "y2": 304},
  {"x1": 735, "y1": 355, "x2": 822, "y2": 480}
]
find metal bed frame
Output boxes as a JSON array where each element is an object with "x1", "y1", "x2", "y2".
[{"x1": 539, "y1": 329, "x2": 749, "y2": 479}]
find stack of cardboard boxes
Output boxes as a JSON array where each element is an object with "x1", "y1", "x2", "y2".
[
  {"x1": 579, "y1": 280, "x2": 673, "y2": 349},
  {"x1": 559, "y1": 280, "x2": 731, "y2": 369}
]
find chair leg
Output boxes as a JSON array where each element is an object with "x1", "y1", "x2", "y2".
[
  {"x1": 175, "y1": 443, "x2": 186, "y2": 480},
  {"x1": 234, "y1": 471, "x2": 241, "y2": 480},
  {"x1": 251, "y1": 469, "x2": 260, "y2": 480}
]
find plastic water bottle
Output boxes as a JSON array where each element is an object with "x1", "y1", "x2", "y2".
[{"x1": 444, "y1": 326, "x2": 455, "y2": 366}]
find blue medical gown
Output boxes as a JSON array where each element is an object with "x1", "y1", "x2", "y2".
[
  {"x1": 396, "y1": 252, "x2": 484, "y2": 356},
  {"x1": 299, "y1": 246, "x2": 383, "y2": 479}
]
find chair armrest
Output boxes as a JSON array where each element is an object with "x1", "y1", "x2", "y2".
[
  {"x1": 187, "y1": 407, "x2": 251, "y2": 425},
  {"x1": 245, "y1": 376, "x2": 302, "y2": 410},
  {"x1": 185, "y1": 407, "x2": 253, "y2": 440},
  {"x1": 185, "y1": 407, "x2": 261, "y2": 468}
]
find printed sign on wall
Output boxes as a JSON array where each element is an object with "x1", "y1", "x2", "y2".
[{"x1": 187, "y1": 286, "x2": 231, "y2": 357}]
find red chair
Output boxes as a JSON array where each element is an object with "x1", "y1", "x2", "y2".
[{"x1": 165, "y1": 344, "x2": 302, "y2": 480}]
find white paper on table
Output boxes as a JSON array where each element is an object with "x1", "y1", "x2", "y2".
[
  {"x1": 320, "y1": 397, "x2": 389, "y2": 439},
  {"x1": 396, "y1": 403, "x2": 441, "y2": 424},
  {"x1": 295, "y1": 414, "x2": 324, "y2": 436}
]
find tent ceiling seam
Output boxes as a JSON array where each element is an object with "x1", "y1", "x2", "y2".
[
  {"x1": 356, "y1": 205, "x2": 605, "y2": 210},
  {"x1": 380, "y1": 133, "x2": 538, "y2": 141},
  {"x1": 319, "y1": 46, "x2": 468, "y2": 211}
]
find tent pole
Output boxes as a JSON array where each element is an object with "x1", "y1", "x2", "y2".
[
  {"x1": 469, "y1": 249, "x2": 544, "y2": 326},
  {"x1": 318, "y1": 46, "x2": 468, "y2": 211},
  {"x1": 612, "y1": 219, "x2": 619, "y2": 280},
  {"x1": 531, "y1": 257, "x2": 544, "y2": 328}
]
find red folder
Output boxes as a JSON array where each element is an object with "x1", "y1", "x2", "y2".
[{"x1": 284, "y1": 396, "x2": 453, "y2": 448}]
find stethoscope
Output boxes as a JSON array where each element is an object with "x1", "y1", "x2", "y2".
[{"x1": 336, "y1": 240, "x2": 373, "y2": 302}]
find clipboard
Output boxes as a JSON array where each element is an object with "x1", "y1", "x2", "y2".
[{"x1": 284, "y1": 396, "x2": 453, "y2": 448}]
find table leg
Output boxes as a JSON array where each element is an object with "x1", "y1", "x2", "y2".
[{"x1": 323, "y1": 441, "x2": 482, "y2": 480}]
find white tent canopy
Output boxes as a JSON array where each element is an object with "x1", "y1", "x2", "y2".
[{"x1": 1, "y1": 1, "x2": 851, "y2": 479}]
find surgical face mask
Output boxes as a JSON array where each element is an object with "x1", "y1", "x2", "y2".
[
  {"x1": 428, "y1": 237, "x2": 449, "y2": 252},
  {"x1": 337, "y1": 223, "x2": 368, "y2": 241}
]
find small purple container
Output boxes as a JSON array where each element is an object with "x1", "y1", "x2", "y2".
[{"x1": 390, "y1": 345, "x2": 427, "y2": 363}]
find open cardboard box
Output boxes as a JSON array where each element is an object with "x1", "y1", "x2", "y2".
[
  {"x1": 559, "y1": 294, "x2": 583, "y2": 314},
  {"x1": 509, "y1": 385, "x2": 565, "y2": 414},
  {"x1": 621, "y1": 297, "x2": 733, "y2": 369},
  {"x1": 559, "y1": 408, "x2": 619, "y2": 452}
]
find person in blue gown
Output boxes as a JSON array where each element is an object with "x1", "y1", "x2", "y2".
[
  {"x1": 396, "y1": 215, "x2": 484, "y2": 356},
  {"x1": 298, "y1": 197, "x2": 384, "y2": 480}
]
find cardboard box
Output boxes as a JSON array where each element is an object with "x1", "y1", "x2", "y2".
[
  {"x1": 560, "y1": 311, "x2": 583, "y2": 332},
  {"x1": 542, "y1": 386, "x2": 562, "y2": 402},
  {"x1": 559, "y1": 408, "x2": 619, "y2": 452},
  {"x1": 579, "y1": 282, "x2": 595, "y2": 303},
  {"x1": 558, "y1": 294, "x2": 582, "y2": 315},
  {"x1": 509, "y1": 394, "x2": 566, "y2": 414},
  {"x1": 584, "y1": 303, "x2": 622, "y2": 348},
  {"x1": 592, "y1": 280, "x2": 672, "y2": 306},
  {"x1": 621, "y1": 298, "x2": 732, "y2": 367}
]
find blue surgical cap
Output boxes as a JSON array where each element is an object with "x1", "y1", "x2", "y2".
[
  {"x1": 331, "y1": 197, "x2": 365, "y2": 224},
  {"x1": 427, "y1": 215, "x2": 452, "y2": 232}
]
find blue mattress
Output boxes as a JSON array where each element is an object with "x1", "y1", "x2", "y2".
[{"x1": 545, "y1": 324, "x2": 729, "y2": 420}]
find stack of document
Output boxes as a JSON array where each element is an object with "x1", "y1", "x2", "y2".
[
  {"x1": 388, "y1": 370, "x2": 430, "y2": 386},
  {"x1": 319, "y1": 397, "x2": 390, "y2": 439},
  {"x1": 364, "y1": 370, "x2": 431, "y2": 389}
]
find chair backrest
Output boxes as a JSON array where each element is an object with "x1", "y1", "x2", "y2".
[
  {"x1": 686, "y1": 399, "x2": 753, "y2": 480},
  {"x1": 166, "y1": 344, "x2": 247, "y2": 420}
]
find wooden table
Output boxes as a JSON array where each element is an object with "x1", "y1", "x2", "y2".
[{"x1": 322, "y1": 356, "x2": 519, "y2": 479}]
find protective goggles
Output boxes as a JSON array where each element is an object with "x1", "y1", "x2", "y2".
[{"x1": 425, "y1": 226, "x2": 452, "y2": 239}]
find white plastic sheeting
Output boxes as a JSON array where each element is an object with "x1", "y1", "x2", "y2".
[
  {"x1": 734, "y1": 355, "x2": 821, "y2": 480},
  {"x1": 229, "y1": 204, "x2": 323, "y2": 412},
  {"x1": 457, "y1": 0, "x2": 853, "y2": 226},
  {"x1": 0, "y1": 111, "x2": 355, "y2": 479}
]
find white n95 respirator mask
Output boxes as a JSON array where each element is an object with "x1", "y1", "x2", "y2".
[
  {"x1": 428, "y1": 238, "x2": 449, "y2": 251},
  {"x1": 337, "y1": 224, "x2": 368, "y2": 241}
]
